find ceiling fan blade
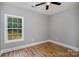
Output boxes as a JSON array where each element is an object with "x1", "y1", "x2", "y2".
[
  {"x1": 35, "y1": 2, "x2": 45, "y2": 6},
  {"x1": 46, "y1": 5, "x2": 49, "y2": 10},
  {"x1": 51, "y1": 2, "x2": 61, "y2": 5}
]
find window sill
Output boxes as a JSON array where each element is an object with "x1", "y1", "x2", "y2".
[{"x1": 5, "y1": 39, "x2": 24, "y2": 43}]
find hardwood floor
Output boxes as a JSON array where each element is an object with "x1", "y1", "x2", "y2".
[{"x1": 1, "y1": 42, "x2": 79, "y2": 57}]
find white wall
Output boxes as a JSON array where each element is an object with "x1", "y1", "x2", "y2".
[
  {"x1": 49, "y1": 7, "x2": 79, "y2": 48},
  {"x1": 0, "y1": 3, "x2": 48, "y2": 50}
]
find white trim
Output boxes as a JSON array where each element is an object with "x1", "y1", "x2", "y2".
[
  {"x1": 1, "y1": 40, "x2": 48, "y2": 54},
  {"x1": 1, "y1": 40, "x2": 79, "y2": 54},
  {"x1": 4, "y1": 14, "x2": 24, "y2": 43},
  {"x1": 48, "y1": 40, "x2": 79, "y2": 51},
  {"x1": 5, "y1": 14, "x2": 24, "y2": 18}
]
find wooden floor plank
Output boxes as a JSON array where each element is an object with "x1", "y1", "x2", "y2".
[{"x1": 1, "y1": 42, "x2": 79, "y2": 57}]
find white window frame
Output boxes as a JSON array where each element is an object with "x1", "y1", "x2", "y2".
[{"x1": 4, "y1": 14, "x2": 24, "y2": 43}]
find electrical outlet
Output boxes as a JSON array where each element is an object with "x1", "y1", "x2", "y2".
[
  {"x1": 32, "y1": 38, "x2": 34, "y2": 41},
  {"x1": 56, "y1": 38, "x2": 58, "y2": 40}
]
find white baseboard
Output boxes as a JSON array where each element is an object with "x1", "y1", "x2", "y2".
[
  {"x1": 1, "y1": 40, "x2": 48, "y2": 54},
  {"x1": 1, "y1": 40, "x2": 79, "y2": 55},
  {"x1": 48, "y1": 40, "x2": 79, "y2": 51}
]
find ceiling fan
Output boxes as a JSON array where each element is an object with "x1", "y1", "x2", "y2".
[{"x1": 32, "y1": 2, "x2": 61, "y2": 10}]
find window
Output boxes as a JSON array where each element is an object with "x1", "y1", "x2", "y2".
[{"x1": 5, "y1": 14, "x2": 24, "y2": 43}]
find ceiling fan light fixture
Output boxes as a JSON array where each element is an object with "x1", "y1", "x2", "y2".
[
  {"x1": 33, "y1": 2, "x2": 61, "y2": 10},
  {"x1": 46, "y1": 2, "x2": 50, "y2": 5}
]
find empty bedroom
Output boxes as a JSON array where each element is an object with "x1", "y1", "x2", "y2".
[{"x1": 0, "y1": 2, "x2": 79, "y2": 57}]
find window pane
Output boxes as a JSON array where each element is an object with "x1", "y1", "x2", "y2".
[
  {"x1": 8, "y1": 23, "x2": 12, "y2": 28},
  {"x1": 12, "y1": 23, "x2": 17, "y2": 28},
  {"x1": 17, "y1": 23, "x2": 22, "y2": 28},
  {"x1": 8, "y1": 29, "x2": 12, "y2": 35},
  {"x1": 17, "y1": 29, "x2": 22, "y2": 39},
  {"x1": 18, "y1": 18, "x2": 22, "y2": 23},
  {"x1": 13, "y1": 17, "x2": 17, "y2": 24},
  {"x1": 12, "y1": 29, "x2": 17, "y2": 35},
  {"x1": 12, "y1": 35, "x2": 17, "y2": 40},
  {"x1": 8, "y1": 35, "x2": 12, "y2": 40},
  {"x1": 17, "y1": 35, "x2": 22, "y2": 39},
  {"x1": 18, "y1": 29, "x2": 22, "y2": 33},
  {"x1": 12, "y1": 29, "x2": 17, "y2": 40},
  {"x1": 8, "y1": 17, "x2": 12, "y2": 23}
]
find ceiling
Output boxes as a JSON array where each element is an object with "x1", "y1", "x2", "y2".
[{"x1": 2, "y1": 2, "x2": 79, "y2": 15}]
